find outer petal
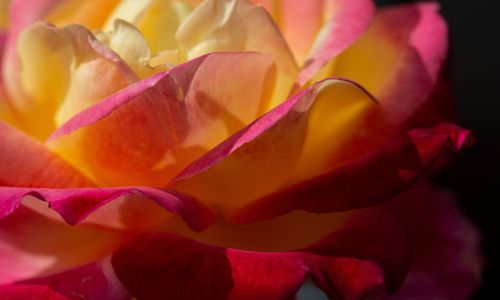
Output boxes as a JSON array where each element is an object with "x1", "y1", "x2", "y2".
[
  {"x1": 48, "y1": 52, "x2": 276, "y2": 187},
  {"x1": 110, "y1": 226, "x2": 394, "y2": 300},
  {"x1": 295, "y1": 0, "x2": 375, "y2": 85},
  {"x1": 176, "y1": 0, "x2": 298, "y2": 107},
  {"x1": 234, "y1": 123, "x2": 471, "y2": 223},
  {"x1": 0, "y1": 186, "x2": 215, "y2": 232},
  {"x1": 0, "y1": 206, "x2": 126, "y2": 284},
  {"x1": 0, "y1": 285, "x2": 67, "y2": 300},
  {"x1": 327, "y1": 2, "x2": 448, "y2": 125},
  {"x1": 0, "y1": 120, "x2": 92, "y2": 188},
  {"x1": 380, "y1": 184, "x2": 482, "y2": 299},
  {"x1": 108, "y1": 182, "x2": 478, "y2": 300}
]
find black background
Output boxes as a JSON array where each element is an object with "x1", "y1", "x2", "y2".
[{"x1": 376, "y1": 0, "x2": 499, "y2": 298}]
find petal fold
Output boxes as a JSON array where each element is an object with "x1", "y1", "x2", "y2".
[
  {"x1": 296, "y1": 0, "x2": 375, "y2": 85},
  {"x1": 111, "y1": 232, "x2": 387, "y2": 300},
  {"x1": 172, "y1": 78, "x2": 377, "y2": 217},
  {"x1": 176, "y1": 0, "x2": 298, "y2": 107},
  {"x1": 0, "y1": 206, "x2": 126, "y2": 284},
  {"x1": 235, "y1": 123, "x2": 471, "y2": 223},
  {"x1": 327, "y1": 2, "x2": 448, "y2": 125},
  {"x1": 0, "y1": 186, "x2": 215, "y2": 232},
  {"x1": 48, "y1": 52, "x2": 276, "y2": 187}
]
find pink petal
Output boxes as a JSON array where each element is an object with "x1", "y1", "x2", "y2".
[
  {"x1": 0, "y1": 207, "x2": 127, "y2": 284},
  {"x1": 234, "y1": 123, "x2": 471, "y2": 223},
  {"x1": 171, "y1": 78, "x2": 377, "y2": 217},
  {"x1": 0, "y1": 285, "x2": 67, "y2": 300},
  {"x1": 296, "y1": 0, "x2": 375, "y2": 85},
  {"x1": 382, "y1": 184, "x2": 482, "y2": 299},
  {"x1": 0, "y1": 120, "x2": 92, "y2": 188},
  {"x1": 0, "y1": 186, "x2": 215, "y2": 232},
  {"x1": 109, "y1": 182, "x2": 479, "y2": 299},
  {"x1": 25, "y1": 258, "x2": 132, "y2": 300},
  {"x1": 111, "y1": 232, "x2": 388, "y2": 300},
  {"x1": 332, "y1": 2, "x2": 448, "y2": 126},
  {"x1": 48, "y1": 52, "x2": 276, "y2": 187}
]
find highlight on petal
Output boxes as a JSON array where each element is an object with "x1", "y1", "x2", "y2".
[
  {"x1": 235, "y1": 123, "x2": 471, "y2": 224},
  {"x1": 176, "y1": 0, "x2": 298, "y2": 107},
  {"x1": 48, "y1": 52, "x2": 276, "y2": 187},
  {"x1": 295, "y1": 0, "x2": 375, "y2": 85},
  {"x1": 0, "y1": 186, "x2": 215, "y2": 232},
  {"x1": 172, "y1": 78, "x2": 377, "y2": 217},
  {"x1": 0, "y1": 206, "x2": 126, "y2": 284},
  {"x1": 323, "y1": 2, "x2": 448, "y2": 125},
  {"x1": 0, "y1": 120, "x2": 92, "y2": 189}
]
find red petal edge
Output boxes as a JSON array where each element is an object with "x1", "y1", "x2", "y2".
[
  {"x1": 0, "y1": 186, "x2": 215, "y2": 232},
  {"x1": 234, "y1": 123, "x2": 472, "y2": 224}
]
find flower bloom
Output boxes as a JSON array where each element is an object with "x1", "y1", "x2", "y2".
[{"x1": 0, "y1": 0, "x2": 481, "y2": 299}]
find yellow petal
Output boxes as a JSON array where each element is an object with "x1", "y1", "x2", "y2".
[
  {"x1": 48, "y1": 52, "x2": 276, "y2": 187},
  {"x1": 16, "y1": 22, "x2": 74, "y2": 139},
  {"x1": 176, "y1": 0, "x2": 298, "y2": 109},
  {"x1": 55, "y1": 25, "x2": 138, "y2": 126},
  {"x1": 0, "y1": 0, "x2": 10, "y2": 29},
  {"x1": 46, "y1": 0, "x2": 121, "y2": 29},
  {"x1": 97, "y1": 19, "x2": 153, "y2": 78},
  {"x1": 14, "y1": 22, "x2": 138, "y2": 139},
  {"x1": 104, "y1": 0, "x2": 192, "y2": 54}
]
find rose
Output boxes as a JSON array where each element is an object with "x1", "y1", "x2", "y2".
[{"x1": 0, "y1": 0, "x2": 481, "y2": 299}]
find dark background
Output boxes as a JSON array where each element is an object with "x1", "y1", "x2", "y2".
[{"x1": 376, "y1": 0, "x2": 499, "y2": 298}]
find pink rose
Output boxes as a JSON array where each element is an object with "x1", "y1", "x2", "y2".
[{"x1": 0, "y1": 0, "x2": 481, "y2": 299}]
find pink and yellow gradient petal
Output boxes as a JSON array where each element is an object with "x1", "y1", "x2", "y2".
[{"x1": 48, "y1": 52, "x2": 276, "y2": 187}]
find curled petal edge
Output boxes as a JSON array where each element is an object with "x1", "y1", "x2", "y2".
[{"x1": 0, "y1": 186, "x2": 215, "y2": 232}]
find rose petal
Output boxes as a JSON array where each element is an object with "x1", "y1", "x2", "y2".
[
  {"x1": 328, "y1": 2, "x2": 447, "y2": 125},
  {"x1": 13, "y1": 22, "x2": 137, "y2": 139},
  {"x1": 25, "y1": 257, "x2": 132, "y2": 300},
  {"x1": 2, "y1": 0, "x2": 63, "y2": 118},
  {"x1": 379, "y1": 184, "x2": 482, "y2": 299},
  {"x1": 109, "y1": 182, "x2": 479, "y2": 299},
  {"x1": 235, "y1": 123, "x2": 471, "y2": 223},
  {"x1": 104, "y1": 0, "x2": 192, "y2": 54},
  {"x1": 176, "y1": 0, "x2": 298, "y2": 107},
  {"x1": 111, "y1": 231, "x2": 388, "y2": 300},
  {"x1": 172, "y1": 78, "x2": 377, "y2": 217},
  {"x1": 296, "y1": 0, "x2": 375, "y2": 85},
  {"x1": 45, "y1": 0, "x2": 120, "y2": 29},
  {"x1": 0, "y1": 186, "x2": 215, "y2": 232},
  {"x1": 0, "y1": 285, "x2": 67, "y2": 300},
  {"x1": 0, "y1": 206, "x2": 126, "y2": 284},
  {"x1": 0, "y1": 120, "x2": 92, "y2": 189},
  {"x1": 0, "y1": 1, "x2": 9, "y2": 29},
  {"x1": 48, "y1": 52, "x2": 276, "y2": 187}
]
